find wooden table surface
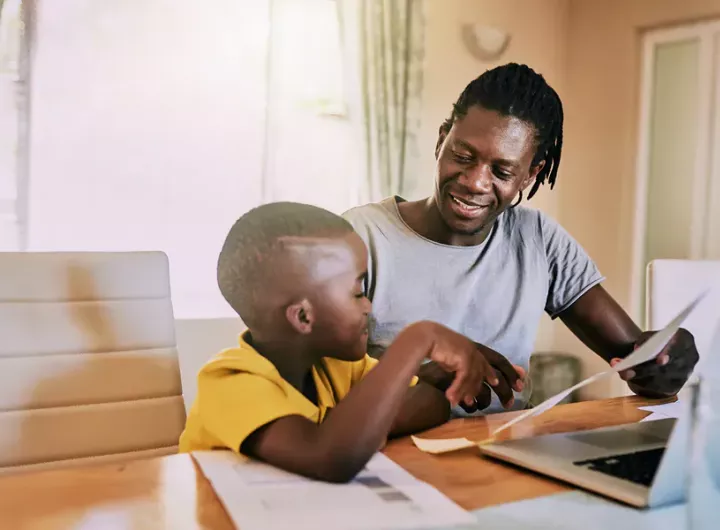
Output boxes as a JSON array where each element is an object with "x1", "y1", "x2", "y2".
[{"x1": 0, "y1": 396, "x2": 672, "y2": 529}]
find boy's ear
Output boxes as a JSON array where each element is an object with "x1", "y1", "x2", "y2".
[{"x1": 286, "y1": 299, "x2": 314, "y2": 335}]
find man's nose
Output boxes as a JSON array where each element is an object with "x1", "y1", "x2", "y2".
[{"x1": 458, "y1": 164, "x2": 492, "y2": 194}]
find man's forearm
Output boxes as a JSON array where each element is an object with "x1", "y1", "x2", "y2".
[{"x1": 559, "y1": 285, "x2": 642, "y2": 363}]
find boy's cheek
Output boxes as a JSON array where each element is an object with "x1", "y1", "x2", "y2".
[{"x1": 378, "y1": 437, "x2": 387, "y2": 451}]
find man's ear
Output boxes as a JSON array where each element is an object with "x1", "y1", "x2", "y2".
[
  {"x1": 436, "y1": 119, "x2": 453, "y2": 159},
  {"x1": 435, "y1": 128, "x2": 448, "y2": 159},
  {"x1": 286, "y1": 299, "x2": 314, "y2": 335},
  {"x1": 521, "y1": 160, "x2": 545, "y2": 192}
]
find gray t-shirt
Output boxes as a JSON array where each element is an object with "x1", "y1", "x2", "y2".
[{"x1": 343, "y1": 197, "x2": 604, "y2": 414}]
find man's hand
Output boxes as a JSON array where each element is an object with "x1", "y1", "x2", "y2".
[
  {"x1": 465, "y1": 343, "x2": 525, "y2": 411},
  {"x1": 416, "y1": 327, "x2": 524, "y2": 410},
  {"x1": 610, "y1": 328, "x2": 698, "y2": 398},
  {"x1": 423, "y1": 324, "x2": 493, "y2": 407}
]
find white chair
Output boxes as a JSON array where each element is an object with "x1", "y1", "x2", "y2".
[
  {"x1": 646, "y1": 259, "x2": 720, "y2": 377},
  {"x1": 0, "y1": 252, "x2": 186, "y2": 474},
  {"x1": 175, "y1": 317, "x2": 244, "y2": 412}
]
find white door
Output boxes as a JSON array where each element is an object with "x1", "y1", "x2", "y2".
[{"x1": 632, "y1": 20, "x2": 720, "y2": 321}]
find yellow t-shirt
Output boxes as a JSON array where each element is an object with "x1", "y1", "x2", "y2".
[{"x1": 179, "y1": 332, "x2": 402, "y2": 454}]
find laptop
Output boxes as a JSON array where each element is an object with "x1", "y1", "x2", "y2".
[
  {"x1": 480, "y1": 316, "x2": 720, "y2": 508},
  {"x1": 479, "y1": 407, "x2": 690, "y2": 508}
]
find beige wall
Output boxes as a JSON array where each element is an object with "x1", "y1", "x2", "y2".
[
  {"x1": 559, "y1": 0, "x2": 720, "y2": 398},
  {"x1": 419, "y1": 0, "x2": 720, "y2": 399}
]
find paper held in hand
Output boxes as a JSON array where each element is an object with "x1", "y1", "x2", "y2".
[
  {"x1": 489, "y1": 290, "x2": 706, "y2": 437},
  {"x1": 412, "y1": 290, "x2": 708, "y2": 454}
]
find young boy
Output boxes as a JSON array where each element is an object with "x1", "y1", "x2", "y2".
[{"x1": 179, "y1": 202, "x2": 516, "y2": 482}]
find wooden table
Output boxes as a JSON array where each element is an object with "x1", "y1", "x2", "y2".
[{"x1": 0, "y1": 396, "x2": 673, "y2": 529}]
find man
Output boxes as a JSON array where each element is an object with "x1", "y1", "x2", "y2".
[{"x1": 344, "y1": 63, "x2": 698, "y2": 414}]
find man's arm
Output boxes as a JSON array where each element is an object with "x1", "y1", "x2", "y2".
[
  {"x1": 559, "y1": 285, "x2": 698, "y2": 398},
  {"x1": 243, "y1": 322, "x2": 491, "y2": 483},
  {"x1": 558, "y1": 284, "x2": 641, "y2": 361}
]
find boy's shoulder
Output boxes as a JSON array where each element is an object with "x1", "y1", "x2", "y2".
[
  {"x1": 199, "y1": 334, "x2": 377, "y2": 386},
  {"x1": 199, "y1": 334, "x2": 280, "y2": 382}
]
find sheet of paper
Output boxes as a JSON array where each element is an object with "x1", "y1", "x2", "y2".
[
  {"x1": 638, "y1": 399, "x2": 686, "y2": 421},
  {"x1": 639, "y1": 412, "x2": 671, "y2": 423},
  {"x1": 490, "y1": 291, "x2": 706, "y2": 438},
  {"x1": 192, "y1": 450, "x2": 475, "y2": 530},
  {"x1": 411, "y1": 435, "x2": 475, "y2": 454}
]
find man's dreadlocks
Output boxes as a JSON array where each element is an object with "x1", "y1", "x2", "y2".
[{"x1": 438, "y1": 63, "x2": 564, "y2": 199}]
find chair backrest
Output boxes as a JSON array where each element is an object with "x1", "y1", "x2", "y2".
[
  {"x1": 0, "y1": 252, "x2": 186, "y2": 474},
  {"x1": 646, "y1": 259, "x2": 720, "y2": 375},
  {"x1": 175, "y1": 317, "x2": 244, "y2": 413}
]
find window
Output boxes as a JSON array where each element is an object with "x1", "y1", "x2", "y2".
[
  {"x1": 0, "y1": 0, "x2": 22, "y2": 251},
  {"x1": 272, "y1": 0, "x2": 346, "y2": 117},
  {"x1": 18, "y1": 0, "x2": 357, "y2": 318},
  {"x1": 265, "y1": 0, "x2": 360, "y2": 213},
  {"x1": 26, "y1": 0, "x2": 270, "y2": 318}
]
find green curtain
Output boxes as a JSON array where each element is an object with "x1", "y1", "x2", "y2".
[{"x1": 340, "y1": 0, "x2": 426, "y2": 201}]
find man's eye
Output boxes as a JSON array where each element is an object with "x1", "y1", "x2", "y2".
[
  {"x1": 452, "y1": 152, "x2": 473, "y2": 164},
  {"x1": 493, "y1": 166, "x2": 513, "y2": 179}
]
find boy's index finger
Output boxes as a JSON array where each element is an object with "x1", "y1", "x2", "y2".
[{"x1": 445, "y1": 369, "x2": 466, "y2": 406}]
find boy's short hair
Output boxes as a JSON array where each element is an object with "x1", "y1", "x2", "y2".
[{"x1": 218, "y1": 202, "x2": 353, "y2": 328}]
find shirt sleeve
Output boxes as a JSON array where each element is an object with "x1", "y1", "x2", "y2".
[
  {"x1": 540, "y1": 212, "x2": 605, "y2": 318},
  {"x1": 196, "y1": 371, "x2": 304, "y2": 454}
]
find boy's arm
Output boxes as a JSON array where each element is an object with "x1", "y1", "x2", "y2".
[
  {"x1": 389, "y1": 383, "x2": 450, "y2": 438},
  {"x1": 242, "y1": 321, "x2": 489, "y2": 483}
]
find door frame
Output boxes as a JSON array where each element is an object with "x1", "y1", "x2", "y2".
[{"x1": 630, "y1": 20, "x2": 720, "y2": 325}]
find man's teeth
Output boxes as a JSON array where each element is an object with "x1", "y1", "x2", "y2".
[{"x1": 452, "y1": 196, "x2": 481, "y2": 209}]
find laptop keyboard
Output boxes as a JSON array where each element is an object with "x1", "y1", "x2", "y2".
[{"x1": 574, "y1": 447, "x2": 666, "y2": 486}]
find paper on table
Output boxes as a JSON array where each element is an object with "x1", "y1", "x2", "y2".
[
  {"x1": 193, "y1": 450, "x2": 475, "y2": 530},
  {"x1": 638, "y1": 400, "x2": 686, "y2": 422},
  {"x1": 489, "y1": 291, "x2": 706, "y2": 438},
  {"x1": 411, "y1": 435, "x2": 475, "y2": 454},
  {"x1": 640, "y1": 412, "x2": 672, "y2": 423}
]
